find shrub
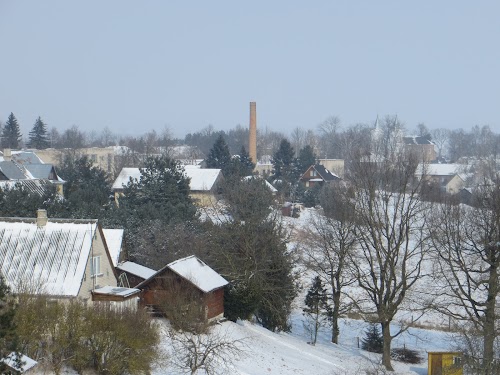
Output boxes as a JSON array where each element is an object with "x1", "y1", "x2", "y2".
[{"x1": 391, "y1": 347, "x2": 423, "y2": 364}]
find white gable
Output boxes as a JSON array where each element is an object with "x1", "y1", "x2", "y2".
[
  {"x1": 112, "y1": 168, "x2": 142, "y2": 190},
  {"x1": 0, "y1": 220, "x2": 98, "y2": 296},
  {"x1": 184, "y1": 167, "x2": 222, "y2": 191},
  {"x1": 112, "y1": 167, "x2": 222, "y2": 192},
  {"x1": 102, "y1": 228, "x2": 124, "y2": 267},
  {"x1": 117, "y1": 261, "x2": 156, "y2": 280},
  {"x1": 167, "y1": 255, "x2": 228, "y2": 293}
]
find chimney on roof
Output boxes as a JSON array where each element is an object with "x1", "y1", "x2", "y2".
[
  {"x1": 249, "y1": 102, "x2": 257, "y2": 165},
  {"x1": 3, "y1": 149, "x2": 11, "y2": 162},
  {"x1": 36, "y1": 209, "x2": 48, "y2": 227}
]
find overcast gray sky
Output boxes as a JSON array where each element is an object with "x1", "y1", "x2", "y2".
[{"x1": 1, "y1": 1, "x2": 499, "y2": 139}]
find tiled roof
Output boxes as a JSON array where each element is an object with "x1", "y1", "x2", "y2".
[{"x1": 0, "y1": 218, "x2": 98, "y2": 296}]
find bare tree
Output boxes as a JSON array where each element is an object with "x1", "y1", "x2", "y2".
[
  {"x1": 290, "y1": 127, "x2": 306, "y2": 157},
  {"x1": 168, "y1": 326, "x2": 245, "y2": 375},
  {"x1": 299, "y1": 183, "x2": 357, "y2": 344},
  {"x1": 430, "y1": 128, "x2": 450, "y2": 159},
  {"x1": 429, "y1": 162, "x2": 500, "y2": 374},
  {"x1": 348, "y1": 148, "x2": 429, "y2": 371}
]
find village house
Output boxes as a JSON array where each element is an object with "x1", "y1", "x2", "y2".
[
  {"x1": 299, "y1": 164, "x2": 340, "y2": 188},
  {"x1": 416, "y1": 163, "x2": 468, "y2": 195},
  {"x1": 136, "y1": 255, "x2": 228, "y2": 321},
  {"x1": 111, "y1": 166, "x2": 224, "y2": 206},
  {"x1": 0, "y1": 210, "x2": 139, "y2": 307},
  {"x1": 0, "y1": 149, "x2": 64, "y2": 197},
  {"x1": 403, "y1": 135, "x2": 437, "y2": 162}
]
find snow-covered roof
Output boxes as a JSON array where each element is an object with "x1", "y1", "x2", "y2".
[
  {"x1": 112, "y1": 167, "x2": 222, "y2": 192},
  {"x1": 112, "y1": 168, "x2": 142, "y2": 190},
  {"x1": 242, "y1": 176, "x2": 278, "y2": 193},
  {"x1": 0, "y1": 218, "x2": 98, "y2": 296},
  {"x1": 93, "y1": 285, "x2": 140, "y2": 298},
  {"x1": 1, "y1": 352, "x2": 38, "y2": 373},
  {"x1": 417, "y1": 163, "x2": 466, "y2": 177},
  {"x1": 102, "y1": 228, "x2": 124, "y2": 267},
  {"x1": 166, "y1": 255, "x2": 228, "y2": 293},
  {"x1": 184, "y1": 168, "x2": 222, "y2": 191},
  {"x1": 117, "y1": 261, "x2": 156, "y2": 280}
]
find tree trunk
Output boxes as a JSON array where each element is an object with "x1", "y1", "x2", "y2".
[
  {"x1": 381, "y1": 321, "x2": 394, "y2": 371},
  {"x1": 331, "y1": 291, "x2": 341, "y2": 344},
  {"x1": 483, "y1": 259, "x2": 498, "y2": 374}
]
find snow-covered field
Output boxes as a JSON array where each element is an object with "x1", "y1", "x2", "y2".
[{"x1": 154, "y1": 312, "x2": 454, "y2": 375}]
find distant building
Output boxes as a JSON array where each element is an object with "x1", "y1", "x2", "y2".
[
  {"x1": 403, "y1": 136, "x2": 437, "y2": 162},
  {"x1": 299, "y1": 164, "x2": 340, "y2": 188}
]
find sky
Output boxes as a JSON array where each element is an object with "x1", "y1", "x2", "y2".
[{"x1": 1, "y1": 1, "x2": 499, "y2": 139}]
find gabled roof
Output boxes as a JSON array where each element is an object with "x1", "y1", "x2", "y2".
[
  {"x1": 112, "y1": 167, "x2": 222, "y2": 192},
  {"x1": 403, "y1": 136, "x2": 434, "y2": 145},
  {"x1": 24, "y1": 164, "x2": 56, "y2": 180},
  {"x1": 242, "y1": 175, "x2": 278, "y2": 193},
  {"x1": 0, "y1": 218, "x2": 99, "y2": 296},
  {"x1": 111, "y1": 168, "x2": 142, "y2": 190},
  {"x1": 301, "y1": 164, "x2": 340, "y2": 182},
  {"x1": 102, "y1": 229, "x2": 124, "y2": 267},
  {"x1": 0, "y1": 150, "x2": 44, "y2": 164},
  {"x1": 0, "y1": 161, "x2": 28, "y2": 179},
  {"x1": 416, "y1": 163, "x2": 466, "y2": 177},
  {"x1": 117, "y1": 261, "x2": 156, "y2": 280},
  {"x1": 184, "y1": 167, "x2": 222, "y2": 191},
  {"x1": 0, "y1": 179, "x2": 53, "y2": 196},
  {"x1": 137, "y1": 255, "x2": 228, "y2": 293}
]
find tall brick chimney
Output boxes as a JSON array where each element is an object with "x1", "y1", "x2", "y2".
[{"x1": 249, "y1": 102, "x2": 257, "y2": 164}]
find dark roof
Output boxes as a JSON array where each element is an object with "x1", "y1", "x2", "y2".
[
  {"x1": 403, "y1": 136, "x2": 433, "y2": 145},
  {"x1": 313, "y1": 164, "x2": 340, "y2": 182},
  {"x1": 0, "y1": 161, "x2": 28, "y2": 179},
  {"x1": 24, "y1": 164, "x2": 55, "y2": 179}
]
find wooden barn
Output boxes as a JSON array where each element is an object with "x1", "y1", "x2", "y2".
[
  {"x1": 428, "y1": 351, "x2": 463, "y2": 375},
  {"x1": 136, "y1": 255, "x2": 228, "y2": 321}
]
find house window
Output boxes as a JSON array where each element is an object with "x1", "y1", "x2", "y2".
[
  {"x1": 91, "y1": 256, "x2": 101, "y2": 277},
  {"x1": 305, "y1": 181, "x2": 310, "y2": 187},
  {"x1": 310, "y1": 170, "x2": 317, "y2": 177},
  {"x1": 90, "y1": 154, "x2": 97, "y2": 163},
  {"x1": 453, "y1": 356, "x2": 462, "y2": 366}
]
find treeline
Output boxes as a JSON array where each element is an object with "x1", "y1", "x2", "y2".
[{"x1": 4, "y1": 111, "x2": 500, "y2": 162}]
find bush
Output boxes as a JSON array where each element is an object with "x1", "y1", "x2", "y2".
[
  {"x1": 391, "y1": 347, "x2": 423, "y2": 364},
  {"x1": 361, "y1": 324, "x2": 383, "y2": 353}
]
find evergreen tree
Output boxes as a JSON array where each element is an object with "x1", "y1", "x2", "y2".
[
  {"x1": 272, "y1": 139, "x2": 296, "y2": 180},
  {"x1": 0, "y1": 274, "x2": 19, "y2": 373},
  {"x1": 27, "y1": 116, "x2": 50, "y2": 149},
  {"x1": 303, "y1": 276, "x2": 329, "y2": 345},
  {"x1": 297, "y1": 145, "x2": 317, "y2": 176},
  {"x1": 225, "y1": 146, "x2": 255, "y2": 178},
  {"x1": 1, "y1": 113, "x2": 22, "y2": 149},
  {"x1": 57, "y1": 155, "x2": 111, "y2": 220},
  {"x1": 361, "y1": 324, "x2": 384, "y2": 353},
  {"x1": 205, "y1": 134, "x2": 231, "y2": 174}
]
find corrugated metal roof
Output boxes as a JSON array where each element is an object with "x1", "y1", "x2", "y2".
[
  {"x1": 24, "y1": 164, "x2": 54, "y2": 179},
  {"x1": 0, "y1": 219, "x2": 98, "y2": 297},
  {"x1": 0, "y1": 161, "x2": 28, "y2": 179}
]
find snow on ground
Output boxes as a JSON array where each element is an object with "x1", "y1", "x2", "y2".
[{"x1": 153, "y1": 313, "x2": 454, "y2": 375}]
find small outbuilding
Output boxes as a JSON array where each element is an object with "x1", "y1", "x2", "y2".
[
  {"x1": 428, "y1": 351, "x2": 463, "y2": 375},
  {"x1": 136, "y1": 255, "x2": 228, "y2": 321}
]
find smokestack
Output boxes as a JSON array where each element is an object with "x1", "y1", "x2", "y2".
[
  {"x1": 36, "y1": 209, "x2": 48, "y2": 227},
  {"x1": 249, "y1": 102, "x2": 257, "y2": 164}
]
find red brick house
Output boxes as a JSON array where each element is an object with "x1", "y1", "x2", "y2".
[{"x1": 136, "y1": 255, "x2": 228, "y2": 321}]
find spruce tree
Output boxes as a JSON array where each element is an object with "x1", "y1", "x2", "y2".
[
  {"x1": 1, "y1": 113, "x2": 22, "y2": 149},
  {"x1": 272, "y1": 139, "x2": 296, "y2": 180},
  {"x1": 27, "y1": 116, "x2": 50, "y2": 149},
  {"x1": 205, "y1": 134, "x2": 231, "y2": 174},
  {"x1": 297, "y1": 145, "x2": 317, "y2": 175},
  {"x1": 361, "y1": 324, "x2": 384, "y2": 353},
  {"x1": 0, "y1": 274, "x2": 19, "y2": 373},
  {"x1": 303, "y1": 276, "x2": 329, "y2": 345},
  {"x1": 226, "y1": 146, "x2": 255, "y2": 178}
]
